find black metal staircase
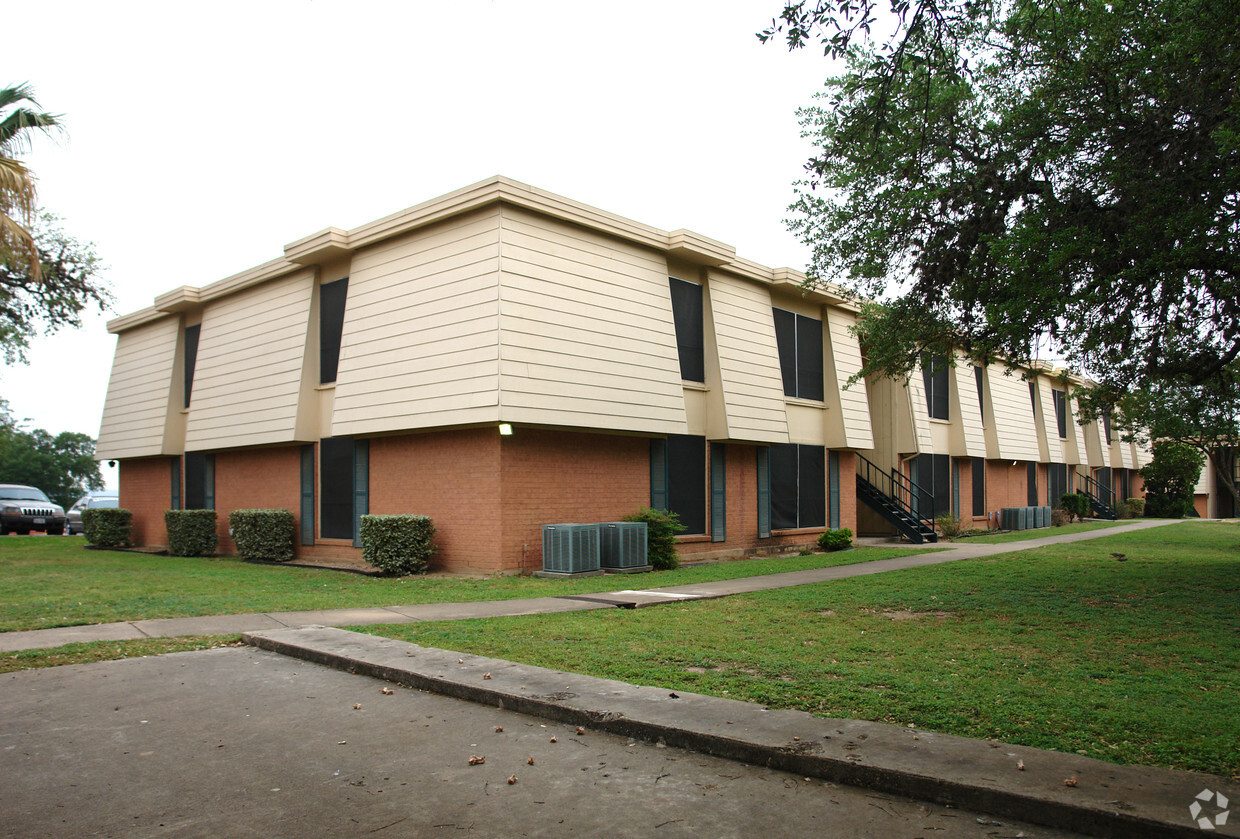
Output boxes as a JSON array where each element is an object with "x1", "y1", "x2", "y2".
[
  {"x1": 1075, "y1": 472, "x2": 1118, "y2": 520},
  {"x1": 856, "y1": 454, "x2": 938, "y2": 543}
]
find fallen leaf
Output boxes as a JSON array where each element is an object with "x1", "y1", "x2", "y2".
[
  {"x1": 494, "y1": 726, "x2": 504, "y2": 733},
  {"x1": 381, "y1": 688, "x2": 393, "y2": 695},
  {"x1": 353, "y1": 704, "x2": 362, "y2": 710},
  {"x1": 576, "y1": 727, "x2": 585, "y2": 735},
  {"x1": 550, "y1": 736, "x2": 558, "y2": 743},
  {"x1": 1064, "y1": 777, "x2": 1078, "y2": 787},
  {"x1": 527, "y1": 757, "x2": 535, "y2": 765},
  {"x1": 483, "y1": 673, "x2": 492, "y2": 680},
  {"x1": 468, "y1": 755, "x2": 485, "y2": 765},
  {"x1": 507, "y1": 774, "x2": 518, "y2": 784}
]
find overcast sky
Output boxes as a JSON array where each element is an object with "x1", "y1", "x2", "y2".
[{"x1": 3, "y1": 0, "x2": 841, "y2": 487}]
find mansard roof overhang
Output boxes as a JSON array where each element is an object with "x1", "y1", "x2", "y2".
[{"x1": 108, "y1": 175, "x2": 848, "y2": 333}]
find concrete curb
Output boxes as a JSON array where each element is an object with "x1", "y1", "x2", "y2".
[{"x1": 243, "y1": 625, "x2": 1238, "y2": 839}]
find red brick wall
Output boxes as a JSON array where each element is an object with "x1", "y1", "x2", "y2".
[
  {"x1": 986, "y1": 460, "x2": 1032, "y2": 513},
  {"x1": 119, "y1": 458, "x2": 173, "y2": 546},
  {"x1": 369, "y1": 429, "x2": 502, "y2": 573},
  {"x1": 498, "y1": 429, "x2": 648, "y2": 573},
  {"x1": 213, "y1": 446, "x2": 302, "y2": 555}
]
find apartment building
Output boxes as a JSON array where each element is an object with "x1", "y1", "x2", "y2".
[{"x1": 96, "y1": 177, "x2": 1149, "y2": 572}]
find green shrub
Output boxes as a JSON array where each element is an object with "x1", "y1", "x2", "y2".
[
  {"x1": 359, "y1": 514, "x2": 436, "y2": 575},
  {"x1": 1051, "y1": 509, "x2": 1071, "y2": 527},
  {"x1": 1058, "y1": 493, "x2": 1090, "y2": 522},
  {"x1": 82, "y1": 507, "x2": 133, "y2": 548},
  {"x1": 165, "y1": 509, "x2": 218, "y2": 557},
  {"x1": 935, "y1": 514, "x2": 962, "y2": 538},
  {"x1": 622, "y1": 507, "x2": 683, "y2": 570},
  {"x1": 1123, "y1": 497, "x2": 1145, "y2": 518},
  {"x1": 228, "y1": 509, "x2": 295, "y2": 562},
  {"x1": 817, "y1": 527, "x2": 853, "y2": 552}
]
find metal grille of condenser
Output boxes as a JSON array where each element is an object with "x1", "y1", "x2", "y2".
[
  {"x1": 541, "y1": 524, "x2": 601, "y2": 574},
  {"x1": 599, "y1": 522, "x2": 648, "y2": 569},
  {"x1": 1000, "y1": 506, "x2": 1054, "y2": 530}
]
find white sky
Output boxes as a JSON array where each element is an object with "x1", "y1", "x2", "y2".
[{"x1": 2, "y1": 0, "x2": 839, "y2": 488}]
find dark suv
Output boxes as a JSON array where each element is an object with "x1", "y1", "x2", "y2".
[{"x1": 0, "y1": 484, "x2": 67, "y2": 535}]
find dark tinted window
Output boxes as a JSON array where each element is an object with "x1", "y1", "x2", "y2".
[
  {"x1": 1102, "y1": 410, "x2": 1112, "y2": 444},
  {"x1": 183, "y1": 324, "x2": 201, "y2": 408},
  {"x1": 320, "y1": 278, "x2": 349, "y2": 384},
  {"x1": 922, "y1": 355, "x2": 949, "y2": 420},
  {"x1": 912, "y1": 453, "x2": 951, "y2": 518},
  {"x1": 668, "y1": 278, "x2": 704, "y2": 382},
  {"x1": 972, "y1": 458, "x2": 985, "y2": 516},
  {"x1": 1027, "y1": 461, "x2": 1038, "y2": 506},
  {"x1": 770, "y1": 443, "x2": 825, "y2": 529},
  {"x1": 974, "y1": 366, "x2": 985, "y2": 420},
  {"x1": 772, "y1": 308, "x2": 823, "y2": 400},
  {"x1": 1053, "y1": 390, "x2": 1067, "y2": 438},
  {"x1": 666, "y1": 434, "x2": 706, "y2": 535},
  {"x1": 184, "y1": 451, "x2": 213, "y2": 510},
  {"x1": 320, "y1": 437, "x2": 355, "y2": 539}
]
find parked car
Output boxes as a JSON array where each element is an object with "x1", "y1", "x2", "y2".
[
  {"x1": 67, "y1": 491, "x2": 120, "y2": 535},
  {"x1": 0, "y1": 484, "x2": 68, "y2": 535}
]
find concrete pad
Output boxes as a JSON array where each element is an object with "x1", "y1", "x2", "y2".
[
  {"x1": 0, "y1": 621, "x2": 147, "y2": 652},
  {"x1": 132, "y1": 613, "x2": 292, "y2": 637},
  {"x1": 245, "y1": 626, "x2": 1240, "y2": 839}
]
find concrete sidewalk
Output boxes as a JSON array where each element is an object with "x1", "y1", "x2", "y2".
[
  {"x1": 245, "y1": 624, "x2": 1239, "y2": 839},
  {"x1": 0, "y1": 517, "x2": 1185, "y2": 652}
]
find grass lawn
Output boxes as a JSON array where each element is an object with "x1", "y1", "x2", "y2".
[
  {"x1": 0, "y1": 635, "x2": 241, "y2": 675},
  {"x1": 359, "y1": 521, "x2": 1240, "y2": 777},
  {"x1": 956, "y1": 519, "x2": 1131, "y2": 543},
  {"x1": 0, "y1": 535, "x2": 925, "y2": 633}
]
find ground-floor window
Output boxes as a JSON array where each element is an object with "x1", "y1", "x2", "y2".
[
  {"x1": 912, "y1": 453, "x2": 950, "y2": 519},
  {"x1": 183, "y1": 451, "x2": 214, "y2": 510},
  {"x1": 1048, "y1": 462, "x2": 1070, "y2": 507},
  {"x1": 1027, "y1": 461, "x2": 1038, "y2": 506},
  {"x1": 770, "y1": 443, "x2": 825, "y2": 530},
  {"x1": 320, "y1": 437, "x2": 368, "y2": 545},
  {"x1": 651, "y1": 435, "x2": 706, "y2": 535},
  {"x1": 972, "y1": 458, "x2": 986, "y2": 516}
]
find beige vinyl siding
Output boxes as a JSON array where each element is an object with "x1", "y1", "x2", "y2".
[
  {"x1": 1134, "y1": 435, "x2": 1153, "y2": 468},
  {"x1": 704, "y1": 270, "x2": 788, "y2": 443},
  {"x1": 331, "y1": 211, "x2": 503, "y2": 436},
  {"x1": 823, "y1": 307, "x2": 874, "y2": 449},
  {"x1": 907, "y1": 365, "x2": 935, "y2": 455},
  {"x1": 495, "y1": 208, "x2": 686, "y2": 435},
  {"x1": 97, "y1": 317, "x2": 180, "y2": 459},
  {"x1": 183, "y1": 269, "x2": 315, "y2": 450},
  {"x1": 1037, "y1": 380, "x2": 1065, "y2": 463},
  {"x1": 950, "y1": 357, "x2": 986, "y2": 458},
  {"x1": 1065, "y1": 389, "x2": 1088, "y2": 466},
  {"x1": 985, "y1": 366, "x2": 1041, "y2": 461}
]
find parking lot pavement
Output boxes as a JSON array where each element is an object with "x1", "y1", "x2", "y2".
[{"x1": 0, "y1": 647, "x2": 1087, "y2": 839}]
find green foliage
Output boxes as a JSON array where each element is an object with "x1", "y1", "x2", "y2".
[
  {"x1": 0, "y1": 400, "x2": 104, "y2": 509},
  {"x1": 1122, "y1": 498, "x2": 1146, "y2": 519},
  {"x1": 81, "y1": 507, "x2": 131, "y2": 548},
  {"x1": 164, "y1": 509, "x2": 218, "y2": 557},
  {"x1": 773, "y1": 0, "x2": 1240, "y2": 399},
  {"x1": 228, "y1": 509, "x2": 295, "y2": 562},
  {"x1": 934, "y1": 514, "x2": 961, "y2": 538},
  {"x1": 1058, "y1": 493, "x2": 1090, "y2": 523},
  {"x1": 1141, "y1": 441, "x2": 1205, "y2": 519},
  {"x1": 1051, "y1": 509, "x2": 1071, "y2": 527},
  {"x1": 359, "y1": 514, "x2": 435, "y2": 576},
  {"x1": 816, "y1": 527, "x2": 853, "y2": 551},
  {"x1": 622, "y1": 507, "x2": 683, "y2": 570}
]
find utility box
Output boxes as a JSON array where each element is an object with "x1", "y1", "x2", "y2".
[
  {"x1": 598, "y1": 522, "x2": 650, "y2": 573},
  {"x1": 539, "y1": 524, "x2": 602, "y2": 577}
]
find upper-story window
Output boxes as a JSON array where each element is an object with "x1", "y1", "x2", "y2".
[
  {"x1": 668, "y1": 278, "x2": 704, "y2": 383},
  {"x1": 974, "y1": 365, "x2": 985, "y2": 422},
  {"x1": 183, "y1": 324, "x2": 201, "y2": 409},
  {"x1": 319, "y1": 278, "x2": 349, "y2": 384},
  {"x1": 1053, "y1": 389, "x2": 1068, "y2": 439},
  {"x1": 1029, "y1": 380, "x2": 1038, "y2": 413},
  {"x1": 1102, "y1": 409, "x2": 1113, "y2": 444},
  {"x1": 772, "y1": 307, "x2": 824, "y2": 401},
  {"x1": 922, "y1": 355, "x2": 949, "y2": 420}
]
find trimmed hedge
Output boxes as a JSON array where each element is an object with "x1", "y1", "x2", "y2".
[
  {"x1": 1122, "y1": 497, "x2": 1146, "y2": 519},
  {"x1": 817, "y1": 527, "x2": 853, "y2": 552},
  {"x1": 165, "y1": 509, "x2": 218, "y2": 557},
  {"x1": 229, "y1": 509, "x2": 295, "y2": 562},
  {"x1": 622, "y1": 507, "x2": 683, "y2": 570},
  {"x1": 1059, "y1": 492, "x2": 1090, "y2": 522},
  {"x1": 359, "y1": 514, "x2": 435, "y2": 575},
  {"x1": 82, "y1": 507, "x2": 133, "y2": 548}
]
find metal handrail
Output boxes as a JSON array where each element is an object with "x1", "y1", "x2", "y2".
[
  {"x1": 1076, "y1": 471, "x2": 1114, "y2": 509},
  {"x1": 856, "y1": 453, "x2": 936, "y2": 533}
]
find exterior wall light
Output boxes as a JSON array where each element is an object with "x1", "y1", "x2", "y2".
[{"x1": 498, "y1": 423, "x2": 514, "y2": 436}]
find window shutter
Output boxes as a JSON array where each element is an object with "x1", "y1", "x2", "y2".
[
  {"x1": 772, "y1": 308, "x2": 797, "y2": 397},
  {"x1": 183, "y1": 324, "x2": 200, "y2": 409},
  {"x1": 972, "y1": 458, "x2": 986, "y2": 517},
  {"x1": 952, "y1": 458, "x2": 961, "y2": 518},
  {"x1": 650, "y1": 439, "x2": 668, "y2": 512},
  {"x1": 710, "y1": 444, "x2": 726, "y2": 542},
  {"x1": 352, "y1": 439, "x2": 368, "y2": 548},
  {"x1": 300, "y1": 444, "x2": 315, "y2": 546},
  {"x1": 796, "y1": 314, "x2": 824, "y2": 401},
  {"x1": 974, "y1": 366, "x2": 985, "y2": 421},
  {"x1": 828, "y1": 450, "x2": 840, "y2": 529},
  {"x1": 756, "y1": 447, "x2": 771, "y2": 538},
  {"x1": 1027, "y1": 461, "x2": 1038, "y2": 507},
  {"x1": 170, "y1": 457, "x2": 181, "y2": 511},
  {"x1": 203, "y1": 454, "x2": 215, "y2": 511}
]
